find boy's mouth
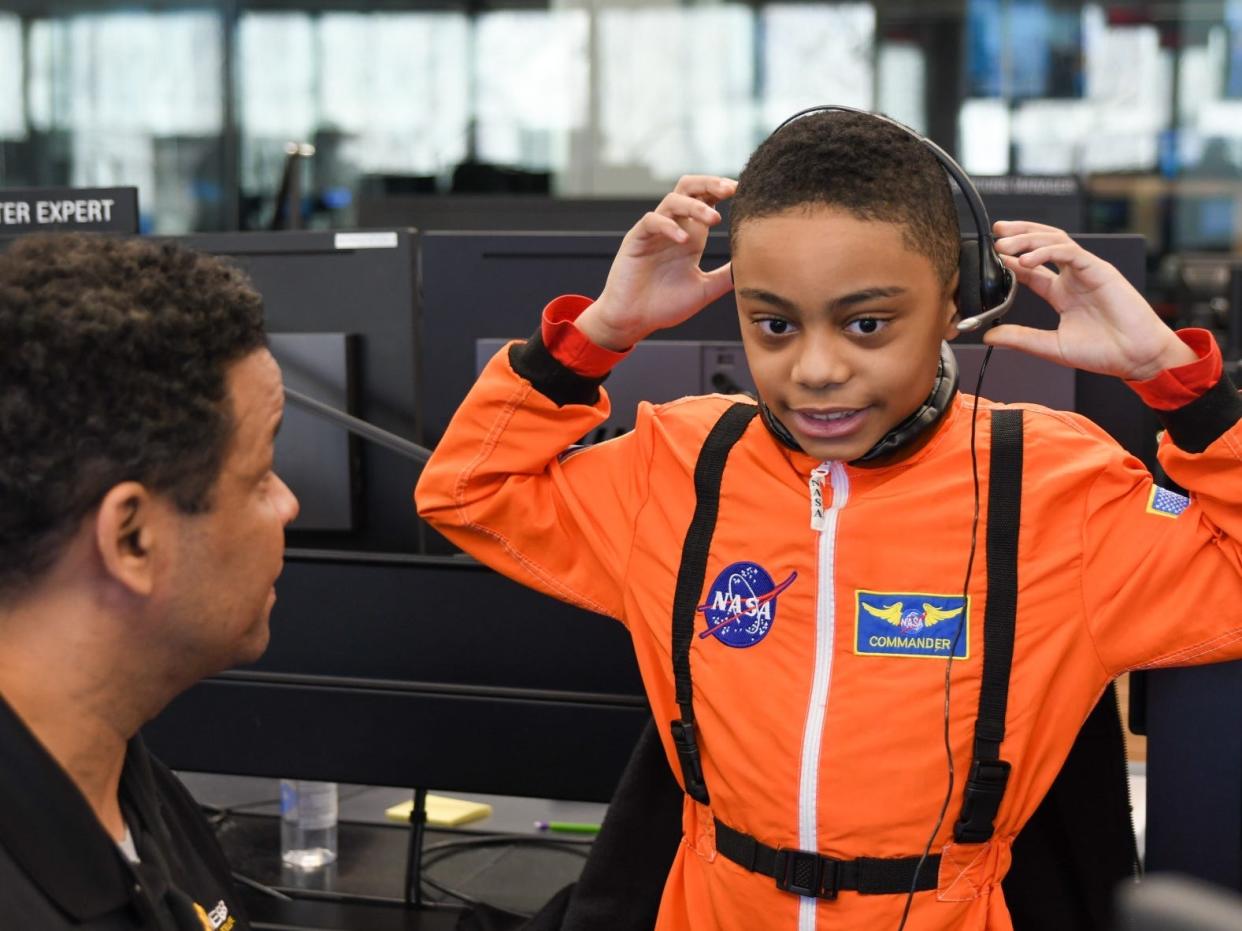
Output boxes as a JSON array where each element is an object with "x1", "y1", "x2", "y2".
[{"x1": 790, "y1": 406, "x2": 870, "y2": 439}]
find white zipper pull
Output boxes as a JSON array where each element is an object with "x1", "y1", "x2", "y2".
[{"x1": 809, "y1": 464, "x2": 832, "y2": 532}]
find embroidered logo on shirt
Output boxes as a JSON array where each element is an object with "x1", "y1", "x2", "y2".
[
  {"x1": 1146, "y1": 486, "x2": 1190, "y2": 519},
  {"x1": 194, "y1": 900, "x2": 234, "y2": 931},
  {"x1": 696, "y1": 561, "x2": 797, "y2": 648},
  {"x1": 855, "y1": 591, "x2": 970, "y2": 659}
]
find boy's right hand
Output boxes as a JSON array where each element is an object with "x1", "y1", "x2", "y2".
[{"x1": 574, "y1": 175, "x2": 736, "y2": 351}]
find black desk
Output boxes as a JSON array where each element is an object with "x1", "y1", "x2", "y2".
[{"x1": 217, "y1": 813, "x2": 588, "y2": 931}]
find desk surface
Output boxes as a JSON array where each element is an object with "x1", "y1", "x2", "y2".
[
  {"x1": 186, "y1": 773, "x2": 600, "y2": 930},
  {"x1": 218, "y1": 813, "x2": 587, "y2": 930}
]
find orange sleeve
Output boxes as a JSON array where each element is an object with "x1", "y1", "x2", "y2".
[
  {"x1": 1081, "y1": 414, "x2": 1242, "y2": 675},
  {"x1": 542, "y1": 294, "x2": 631, "y2": 376},
  {"x1": 414, "y1": 339, "x2": 651, "y2": 624},
  {"x1": 1123, "y1": 328, "x2": 1221, "y2": 410}
]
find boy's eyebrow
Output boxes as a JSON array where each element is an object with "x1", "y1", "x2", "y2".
[
  {"x1": 737, "y1": 285, "x2": 908, "y2": 313},
  {"x1": 737, "y1": 287, "x2": 797, "y2": 312},
  {"x1": 830, "y1": 286, "x2": 907, "y2": 310}
]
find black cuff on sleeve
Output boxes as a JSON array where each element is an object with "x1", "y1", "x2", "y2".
[
  {"x1": 1155, "y1": 373, "x2": 1242, "y2": 454},
  {"x1": 508, "y1": 329, "x2": 608, "y2": 407}
]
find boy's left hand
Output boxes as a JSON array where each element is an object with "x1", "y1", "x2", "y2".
[{"x1": 983, "y1": 221, "x2": 1197, "y2": 381}]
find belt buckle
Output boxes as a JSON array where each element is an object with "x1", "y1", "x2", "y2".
[{"x1": 775, "y1": 848, "x2": 837, "y2": 900}]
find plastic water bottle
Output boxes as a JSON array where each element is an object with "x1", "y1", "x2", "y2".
[{"x1": 280, "y1": 780, "x2": 338, "y2": 869}]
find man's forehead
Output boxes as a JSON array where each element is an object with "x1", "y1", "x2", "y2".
[{"x1": 227, "y1": 349, "x2": 283, "y2": 429}]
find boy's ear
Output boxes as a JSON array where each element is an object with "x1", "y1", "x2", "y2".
[
  {"x1": 94, "y1": 482, "x2": 159, "y2": 597},
  {"x1": 943, "y1": 269, "x2": 962, "y2": 340}
]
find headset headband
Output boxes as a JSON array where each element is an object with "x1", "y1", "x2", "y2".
[{"x1": 771, "y1": 105, "x2": 1017, "y2": 332}]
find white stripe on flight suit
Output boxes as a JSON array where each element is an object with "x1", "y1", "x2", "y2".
[{"x1": 798, "y1": 462, "x2": 849, "y2": 931}]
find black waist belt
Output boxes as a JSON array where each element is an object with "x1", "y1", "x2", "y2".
[{"x1": 714, "y1": 818, "x2": 939, "y2": 900}]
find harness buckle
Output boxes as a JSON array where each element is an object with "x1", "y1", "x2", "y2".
[
  {"x1": 669, "y1": 719, "x2": 710, "y2": 805},
  {"x1": 953, "y1": 758, "x2": 1012, "y2": 844},
  {"x1": 774, "y1": 848, "x2": 838, "y2": 900}
]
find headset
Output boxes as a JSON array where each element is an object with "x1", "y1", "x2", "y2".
[
  {"x1": 771, "y1": 104, "x2": 1018, "y2": 332},
  {"x1": 768, "y1": 105, "x2": 1009, "y2": 930}
]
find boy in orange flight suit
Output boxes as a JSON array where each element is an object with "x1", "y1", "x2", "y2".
[{"x1": 416, "y1": 111, "x2": 1242, "y2": 930}]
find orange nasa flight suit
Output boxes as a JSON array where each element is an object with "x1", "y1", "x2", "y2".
[{"x1": 416, "y1": 299, "x2": 1242, "y2": 931}]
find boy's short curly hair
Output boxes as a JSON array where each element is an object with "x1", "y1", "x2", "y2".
[
  {"x1": 0, "y1": 233, "x2": 267, "y2": 599},
  {"x1": 730, "y1": 109, "x2": 960, "y2": 286}
]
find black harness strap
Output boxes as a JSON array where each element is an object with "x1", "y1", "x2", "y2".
[
  {"x1": 669, "y1": 404, "x2": 1024, "y2": 896},
  {"x1": 669, "y1": 402, "x2": 759, "y2": 805},
  {"x1": 953, "y1": 408, "x2": 1023, "y2": 844}
]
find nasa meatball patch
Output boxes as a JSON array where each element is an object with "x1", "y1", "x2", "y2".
[
  {"x1": 855, "y1": 591, "x2": 970, "y2": 659},
  {"x1": 696, "y1": 561, "x2": 797, "y2": 648}
]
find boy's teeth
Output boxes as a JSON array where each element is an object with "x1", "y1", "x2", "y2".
[{"x1": 806, "y1": 410, "x2": 855, "y2": 421}]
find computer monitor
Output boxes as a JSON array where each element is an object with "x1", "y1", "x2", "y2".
[
  {"x1": 356, "y1": 194, "x2": 695, "y2": 234},
  {"x1": 417, "y1": 230, "x2": 740, "y2": 449},
  {"x1": 355, "y1": 180, "x2": 1082, "y2": 239},
  {"x1": 144, "y1": 551, "x2": 648, "y2": 802},
  {"x1": 172, "y1": 229, "x2": 424, "y2": 554}
]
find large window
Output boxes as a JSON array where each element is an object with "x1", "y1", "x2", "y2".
[
  {"x1": 0, "y1": 13, "x2": 22, "y2": 142},
  {"x1": 16, "y1": 8, "x2": 224, "y2": 231},
  {"x1": 0, "y1": 0, "x2": 1238, "y2": 248},
  {"x1": 596, "y1": 5, "x2": 755, "y2": 187}
]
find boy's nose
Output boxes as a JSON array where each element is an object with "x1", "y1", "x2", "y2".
[{"x1": 791, "y1": 335, "x2": 851, "y2": 389}]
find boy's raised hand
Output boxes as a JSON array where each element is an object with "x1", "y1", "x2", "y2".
[
  {"x1": 984, "y1": 220, "x2": 1197, "y2": 381},
  {"x1": 574, "y1": 176, "x2": 736, "y2": 351}
]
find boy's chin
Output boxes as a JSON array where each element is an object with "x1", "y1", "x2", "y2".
[
  {"x1": 793, "y1": 433, "x2": 877, "y2": 464},
  {"x1": 781, "y1": 418, "x2": 878, "y2": 463}
]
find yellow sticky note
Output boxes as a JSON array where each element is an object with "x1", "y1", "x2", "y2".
[{"x1": 385, "y1": 794, "x2": 493, "y2": 828}]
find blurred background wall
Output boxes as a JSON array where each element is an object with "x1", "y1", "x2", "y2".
[{"x1": 2, "y1": 0, "x2": 1240, "y2": 313}]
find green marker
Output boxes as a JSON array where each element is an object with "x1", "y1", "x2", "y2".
[{"x1": 534, "y1": 819, "x2": 600, "y2": 835}]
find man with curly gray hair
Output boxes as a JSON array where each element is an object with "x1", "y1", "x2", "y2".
[{"x1": 0, "y1": 233, "x2": 299, "y2": 930}]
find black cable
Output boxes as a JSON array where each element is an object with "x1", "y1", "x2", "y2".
[
  {"x1": 419, "y1": 834, "x2": 593, "y2": 867},
  {"x1": 224, "y1": 828, "x2": 589, "y2": 916},
  {"x1": 414, "y1": 834, "x2": 590, "y2": 918},
  {"x1": 283, "y1": 386, "x2": 432, "y2": 464},
  {"x1": 419, "y1": 874, "x2": 535, "y2": 919},
  {"x1": 230, "y1": 871, "x2": 292, "y2": 901},
  {"x1": 231, "y1": 883, "x2": 466, "y2": 910},
  {"x1": 896, "y1": 345, "x2": 994, "y2": 931}
]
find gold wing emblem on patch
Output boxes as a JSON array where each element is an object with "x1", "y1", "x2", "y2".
[
  {"x1": 922, "y1": 603, "x2": 963, "y2": 627},
  {"x1": 861, "y1": 601, "x2": 904, "y2": 626}
]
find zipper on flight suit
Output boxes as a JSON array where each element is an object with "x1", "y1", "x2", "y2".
[{"x1": 798, "y1": 462, "x2": 849, "y2": 931}]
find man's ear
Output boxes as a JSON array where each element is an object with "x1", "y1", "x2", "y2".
[
  {"x1": 943, "y1": 270, "x2": 962, "y2": 340},
  {"x1": 94, "y1": 482, "x2": 158, "y2": 597}
]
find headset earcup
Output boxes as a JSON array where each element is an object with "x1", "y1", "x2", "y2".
[{"x1": 957, "y1": 235, "x2": 983, "y2": 322}]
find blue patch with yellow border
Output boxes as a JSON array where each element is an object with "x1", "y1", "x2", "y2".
[
  {"x1": 1146, "y1": 486, "x2": 1190, "y2": 519},
  {"x1": 855, "y1": 591, "x2": 970, "y2": 659}
]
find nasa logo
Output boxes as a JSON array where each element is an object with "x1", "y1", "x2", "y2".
[{"x1": 696, "y1": 561, "x2": 797, "y2": 648}]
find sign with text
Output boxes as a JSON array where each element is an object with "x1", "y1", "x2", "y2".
[{"x1": 0, "y1": 187, "x2": 139, "y2": 236}]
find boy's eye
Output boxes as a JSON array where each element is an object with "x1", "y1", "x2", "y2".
[
  {"x1": 757, "y1": 318, "x2": 795, "y2": 336},
  {"x1": 846, "y1": 317, "x2": 886, "y2": 336}
]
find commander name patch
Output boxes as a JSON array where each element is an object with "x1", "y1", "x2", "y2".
[{"x1": 855, "y1": 590, "x2": 970, "y2": 659}]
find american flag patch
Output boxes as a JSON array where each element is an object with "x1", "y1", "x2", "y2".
[{"x1": 1147, "y1": 486, "x2": 1190, "y2": 518}]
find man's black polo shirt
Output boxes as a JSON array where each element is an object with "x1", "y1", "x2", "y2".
[{"x1": 0, "y1": 693, "x2": 249, "y2": 930}]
